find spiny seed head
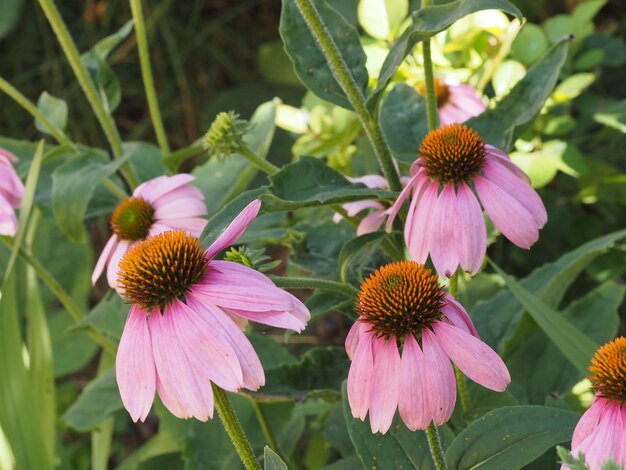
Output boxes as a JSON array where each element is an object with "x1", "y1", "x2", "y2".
[
  {"x1": 202, "y1": 111, "x2": 249, "y2": 162},
  {"x1": 110, "y1": 197, "x2": 155, "y2": 241},
  {"x1": 118, "y1": 231, "x2": 208, "y2": 310},
  {"x1": 417, "y1": 78, "x2": 450, "y2": 107},
  {"x1": 418, "y1": 123, "x2": 486, "y2": 183},
  {"x1": 356, "y1": 261, "x2": 445, "y2": 339},
  {"x1": 589, "y1": 337, "x2": 626, "y2": 402}
]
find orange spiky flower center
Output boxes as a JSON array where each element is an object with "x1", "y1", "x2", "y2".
[
  {"x1": 589, "y1": 337, "x2": 626, "y2": 402},
  {"x1": 356, "y1": 261, "x2": 445, "y2": 339},
  {"x1": 418, "y1": 123, "x2": 487, "y2": 183},
  {"x1": 417, "y1": 78, "x2": 450, "y2": 107},
  {"x1": 110, "y1": 197, "x2": 155, "y2": 241},
  {"x1": 118, "y1": 231, "x2": 208, "y2": 310}
]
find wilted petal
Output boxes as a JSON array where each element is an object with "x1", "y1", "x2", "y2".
[{"x1": 92, "y1": 235, "x2": 118, "y2": 285}]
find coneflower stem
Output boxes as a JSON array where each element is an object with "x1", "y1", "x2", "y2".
[
  {"x1": 455, "y1": 366, "x2": 472, "y2": 412},
  {"x1": 250, "y1": 398, "x2": 280, "y2": 455},
  {"x1": 292, "y1": 0, "x2": 402, "y2": 192},
  {"x1": 238, "y1": 145, "x2": 280, "y2": 175},
  {"x1": 130, "y1": 0, "x2": 171, "y2": 157},
  {"x1": 426, "y1": 423, "x2": 448, "y2": 470},
  {"x1": 420, "y1": 0, "x2": 439, "y2": 132},
  {"x1": 212, "y1": 384, "x2": 262, "y2": 470}
]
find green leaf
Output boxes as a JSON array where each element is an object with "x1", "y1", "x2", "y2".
[
  {"x1": 552, "y1": 73, "x2": 596, "y2": 104},
  {"x1": 248, "y1": 333, "x2": 297, "y2": 369},
  {"x1": 466, "y1": 37, "x2": 571, "y2": 150},
  {"x1": 379, "y1": 83, "x2": 428, "y2": 163},
  {"x1": 262, "y1": 156, "x2": 394, "y2": 211},
  {"x1": 489, "y1": 260, "x2": 598, "y2": 375},
  {"x1": 0, "y1": 0, "x2": 24, "y2": 39},
  {"x1": 445, "y1": 406, "x2": 579, "y2": 469},
  {"x1": 51, "y1": 148, "x2": 129, "y2": 242},
  {"x1": 280, "y1": 0, "x2": 368, "y2": 109},
  {"x1": 35, "y1": 92, "x2": 68, "y2": 136},
  {"x1": 338, "y1": 231, "x2": 393, "y2": 283},
  {"x1": 264, "y1": 348, "x2": 350, "y2": 398},
  {"x1": 63, "y1": 369, "x2": 123, "y2": 432},
  {"x1": 306, "y1": 292, "x2": 354, "y2": 321},
  {"x1": 492, "y1": 60, "x2": 526, "y2": 97},
  {"x1": 372, "y1": 0, "x2": 522, "y2": 103},
  {"x1": 71, "y1": 294, "x2": 129, "y2": 342},
  {"x1": 358, "y1": 0, "x2": 408, "y2": 40},
  {"x1": 472, "y1": 229, "x2": 626, "y2": 352},
  {"x1": 511, "y1": 23, "x2": 548, "y2": 65},
  {"x1": 594, "y1": 99, "x2": 626, "y2": 134},
  {"x1": 507, "y1": 282, "x2": 623, "y2": 403},
  {"x1": 264, "y1": 447, "x2": 288, "y2": 470},
  {"x1": 342, "y1": 382, "x2": 454, "y2": 470},
  {"x1": 50, "y1": 313, "x2": 99, "y2": 377}
]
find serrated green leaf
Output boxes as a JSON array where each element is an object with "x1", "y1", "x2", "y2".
[
  {"x1": 371, "y1": 0, "x2": 522, "y2": 104},
  {"x1": 445, "y1": 406, "x2": 579, "y2": 469},
  {"x1": 466, "y1": 37, "x2": 571, "y2": 150},
  {"x1": 280, "y1": 0, "x2": 368, "y2": 109},
  {"x1": 490, "y1": 260, "x2": 598, "y2": 375}
]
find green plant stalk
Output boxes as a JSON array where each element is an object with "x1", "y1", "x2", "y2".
[
  {"x1": 269, "y1": 275, "x2": 358, "y2": 296},
  {"x1": 212, "y1": 384, "x2": 262, "y2": 470},
  {"x1": 0, "y1": 77, "x2": 70, "y2": 145},
  {"x1": 292, "y1": 0, "x2": 402, "y2": 192},
  {"x1": 130, "y1": 0, "x2": 171, "y2": 156},
  {"x1": 250, "y1": 399, "x2": 280, "y2": 455},
  {"x1": 419, "y1": 0, "x2": 439, "y2": 134},
  {"x1": 0, "y1": 237, "x2": 116, "y2": 355},
  {"x1": 163, "y1": 144, "x2": 205, "y2": 173},
  {"x1": 36, "y1": 0, "x2": 139, "y2": 189},
  {"x1": 426, "y1": 423, "x2": 448, "y2": 470},
  {"x1": 447, "y1": 271, "x2": 472, "y2": 410},
  {"x1": 238, "y1": 145, "x2": 280, "y2": 175},
  {"x1": 0, "y1": 76, "x2": 128, "y2": 201}
]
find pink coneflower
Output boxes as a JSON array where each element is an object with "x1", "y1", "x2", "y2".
[
  {"x1": 387, "y1": 124, "x2": 547, "y2": 277},
  {"x1": 563, "y1": 337, "x2": 626, "y2": 469},
  {"x1": 0, "y1": 148, "x2": 25, "y2": 236},
  {"x1": 115, "y1": 200, "x2": 310, "y2": 422},
  {"x1": 333, "y1": 175, "x2": 409, "y2": 235},
  {"x1": 92, "y1": 174, "x2": 208, "y2": 289},
  {"x1": 346, "y1": 261, "x2": 509, "y2": 434},
  {"x1": 417, "y1": 78, "x2": 486, "y2": 125}
]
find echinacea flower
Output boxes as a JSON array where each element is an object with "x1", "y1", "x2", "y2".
[
  {"x1": 333, "y1": 175, "x2": 409, "y2": 235},
  {"x1": 0, "y1": 148, "x2": 25, "y2": 236},
  {"x1": 346, "y1": 261, "x2": 509, "y2": 434},
  {"x1": 417, "y1": 77, "x2": 486, "y2": 125},
  {"x1": 387, "y1": 124, "x2": 547, "y2": 277},
  {"x1": 115, "y1": 200, "x2": 310, "y2": 422},
  {"x1": 92, "y1": 174, "x2": 208, "y2": 289},
  {"x1": 562, "y1": 337, "x2": 626, "y2": 469}
]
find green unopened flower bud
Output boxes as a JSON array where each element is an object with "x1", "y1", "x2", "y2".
[
  {"x1": 202, "y1": 111, "x2": 249, "y2": 161},
  {"x1": 224, "y1": 246, "x2": 281, "y2": 273}
]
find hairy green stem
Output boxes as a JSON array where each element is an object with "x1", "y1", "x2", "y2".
[
  {"x1": 269, "y1": 275, "x2": 358, "y2": 296},
  {"x1": 36, "y1": 0, "x2": 139, "y2": 188},
  {"x1": 130, "y1": 0, "x2": 171, "y2": 156},
  {"x1": 292, "y1": 0, "x2": 402, "y2": 192},
  {"x1": 426, "y1": 423, "x2": 448, "y2": 470},
  {"x1": 238, "y1": 146, "x2": 279, "y2": 175},
  {"x1": 212, "y1": 384, "x2": 261, "y2": 470},
  {"x1": 163, "y1": 144, "x2": 204, "y2": 173},
  {"x1": 420, "y1": 0, "x2": 439, "y2": 132},
  {"x1": 250, "y1": 399, "x2": 280, "y2": 455},
  {"x1": 455, "y1": 366, "x2": 472, "y2": 412},
  {"x1": 0, "y1": 237, "x2": 116, "y2": 355}
]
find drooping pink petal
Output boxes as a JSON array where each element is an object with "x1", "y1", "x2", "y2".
[
  {"x1": 440, "y1": 294, "x2": 479, "y2": 338},
  {"x1": 485, "y1": 146, "x2": 531, "y2": 184},
  {"x1": 107, "y1": 239, "x2": 130, "y2": 289},
  {"x1": 0, "y1": 148, "x2": 17, "y2": 162},
  {"x1": 386, "y1": 173, "x2": 419, "y2": 232},
  {"x1": 430, "y1": 183, "x2": 459, "y2": 277},
  {"x1": 0, "y1": 163, "x2": 24, "y2": 207},
  {"x1": 91, "y1": 235, "x2": 119, "y2": 285},
  {"x1": 448, "y1": 85, "x2": 486, "y2": 116},
  {"x1": 432, "y1": 321, "x2": 510, "y2": 392},
  {"x1": 0, "y1": 196, "x2": 19, "y2": 237},
  {"x1": 573, "y1": 403, "x2": 621, "y2": 470},
  {"x1": 345, "y1": 320, "x2": 365, "y2": 360},
  {"x1": 342, "y1": 200, "x2": 385, "y2": 218},
  {"x1": 167, "y1": 299, "x2": 244, "y2": 392},
  {"x1": 347, "y1": 330, "x2": 374, "y2": 420},
  {"x1": 422, "y1": 329, "x2": 456, "y2": 426},
  {"x1": 406, "y1": 179, "x2": 439, "y2": 264},
  {"x1": 348, "y1": 175, "x2": 388, "y2": 189},
  {"x1": 148, "y1": 307, "x2": 214, "y2": 421},
  {"x1": 474, "y1": 175, "x2": 541, "y2": 249},
  {"x1": 571, "y1": 397, "x2": 607, "y2": 448},
  {"x1": 403, "y1": 174, "x2": 429, "y2": 247},
  {"x1": 135, "y1": 174, "x2": 196, "y2": 203},
  {"x1": 455, "y1": 182, "x2": 486, "y2": 275},
  {"x1": 398, "y1": 334, "x2": 431, "y2": 431},
  {"x1": 205, "y1": 260, "x2": 275, "y2": 287},
  {"x1": 116, "y1": 306, "x2": 156, "y2": 422},
  {"x1": 192, "y1": 284, "x2": 292, "y2": 312},
  {"x1": 205, "y1": 199, "x2": 261, "y2": 259},
  {"x1": 357, "y1": 210, "x2": 387, "y2": 235},
  {"x1": 150, "y1": 184, "x2": 205, "y2": 208},
  {"x1": 154, "y1": 197, "x2": 208, "y2": 219},
  {"x1": 368, "y1": 337, "x2": 401, "y2": 434}
]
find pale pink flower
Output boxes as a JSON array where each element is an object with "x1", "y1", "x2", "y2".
[
  {"x1": 333, "y1": 175, "x2": 409, "y2": 235},
  {"x1": 417, "y1": 77, "x2": 486, "y2": 125},
  {"x1": 563, "y1": 337, "x2": 626, "y2": 469},
  {"x1": 115, "y1": 200, "x2": 310, "y2": 422},
  {"x1": 92, "y1": 174, "x2": 208, "y2": 289},
  {"x1": 387, "y1": 124, "x2": 547, "y2": 277},
  {"x1": 346, "y1": 261, "x2": 509, "y2": 434},
  {"x1": 0, "y1": 148, "x2": 25, "y2": 236}
]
